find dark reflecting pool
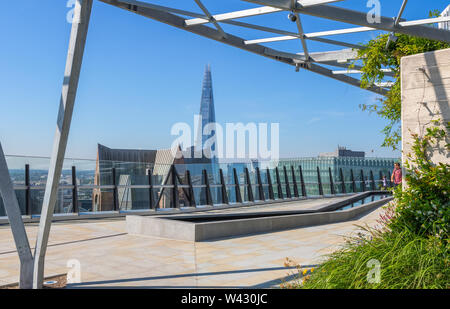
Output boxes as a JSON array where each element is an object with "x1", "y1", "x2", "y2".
[{"x1": 337, "y1": 194, "x2": 390, "y2": 211}]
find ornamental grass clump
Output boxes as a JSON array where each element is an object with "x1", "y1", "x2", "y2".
[{"x1": 291, "y1": 122, "x2": 450, "y2": 289}]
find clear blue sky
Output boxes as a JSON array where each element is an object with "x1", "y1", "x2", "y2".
[{"x1": 1, "y1": 0, "x2": 448, "y2": 160}]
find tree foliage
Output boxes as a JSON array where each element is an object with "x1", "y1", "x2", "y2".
[{"x1": 355, "y1": 16, "x2": 450, "y2": 150}]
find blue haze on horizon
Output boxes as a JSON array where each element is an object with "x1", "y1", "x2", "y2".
[{"x1": 1, "y1": 0, "x2": 448, "y2": 160}]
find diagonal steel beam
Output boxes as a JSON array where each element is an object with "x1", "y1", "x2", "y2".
[
  {"x1": 193, "y1": 0, "x2": 227, "y2": 39},
  {"x1": 294, "y1": 13, "x2": 310, "y2": 60},
  {"x1": 99, "y1": 0, "x2": 386, "y2": 96},
  {"x1": 0, "y1": 143, "x2": 34, "y2": 289},
  {"x1": 386, "y1": 0, "x2": 408, "y2": 48},
  {"x1": 185, "y1": 0, "x2": 345, "y2": 26},
  {"x1": 116, "y1": 0, "x2": 359, "y2": 49},
  {"x1": 243, "y1": 0, "x2": 450, "y2": 42},
  {"x1": 33, "y1": 0, "x2": 93, "y2": 289},
  {"x1": 307, "y1": 63, "x2": 388, "y2": 95}
]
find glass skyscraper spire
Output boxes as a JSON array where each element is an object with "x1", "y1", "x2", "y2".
[{"x1": 197, "y1": 64, "x2": 217, "y2": 155}]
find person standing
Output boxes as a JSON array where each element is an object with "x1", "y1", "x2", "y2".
[{"x1": 391, "y1": 163, "x2": 402, "y2": 187}]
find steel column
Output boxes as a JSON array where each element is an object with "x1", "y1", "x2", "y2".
[
  {"x1": 71, "y1": 166, "x2": 79, "y2": 213},
  {"x1": 33, "y1": 0, "x2": 93, "y2": 289},
  {"x1": 112, "y1": 167, "x2": 119, "y2": 211},
  {"x1": 0, "y1": 142, "x2": 33, "y2": 288},
  {"x1": 171, "y1": 165, "x2": 179, "y2": 208},
  {"x1": 25, "y1": 164, "x2": 31, "y2": 216},
  {"x1": 148, "y1": 170, "x2": 154, "y2": 209}
]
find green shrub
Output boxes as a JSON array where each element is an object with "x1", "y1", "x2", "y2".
[
  {"x1": 292, "y1": 123, "x2": 450, "y2": 289},
  {"x1": 391, "y1": 121, "x2": 450, "y2": 239}
]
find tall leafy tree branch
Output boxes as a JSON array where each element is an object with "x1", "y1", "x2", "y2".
[{"x1": 355, "y1": 12, "x2": 449, "y2": 150}]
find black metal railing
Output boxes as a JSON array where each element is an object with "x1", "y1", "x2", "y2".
[{"x1": 0, "y1": 161, "x2": 396, "y2": 219}]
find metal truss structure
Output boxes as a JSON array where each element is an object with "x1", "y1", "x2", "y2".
[
  {"x1": 2, "y1": 0, "x2": 450, "y2": 288},
  {"x1": 98, "y1": 0, "x2": 450, "y2": 96}
]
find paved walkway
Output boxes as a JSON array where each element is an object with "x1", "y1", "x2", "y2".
[{"x1": 0, "y1": 197, "x2": 386, "y2": 288}]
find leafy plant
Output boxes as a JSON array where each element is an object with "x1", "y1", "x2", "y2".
[
  {"x1": 355, "y1": 13, "x2": 450, "y2": 150},
  {"x1": 390, "y1": 121, "x2": 450, "y2": 239}
]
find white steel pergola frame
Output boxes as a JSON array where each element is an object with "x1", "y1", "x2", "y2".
[{"x1": 1, "y1": 0, "x2": 450, "y2": 289}]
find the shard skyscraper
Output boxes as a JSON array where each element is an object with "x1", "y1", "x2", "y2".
[{"x1": 196, "y1": 64, "x2": 217, "y2": 158}]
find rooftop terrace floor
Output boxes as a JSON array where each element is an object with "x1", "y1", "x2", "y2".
[{"x1": 0, "y1": 196, "x2": 386, "y2": 288}]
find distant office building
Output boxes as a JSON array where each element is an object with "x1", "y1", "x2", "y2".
[
  {"x1": 92, "y1": 144, "x2": 185, "y2": 211},
  {"x1": 319, "y1": 146, "x2": 365, "y2": 158},
  {"x1": 439, "y1": 5, "x2": 450, "y2": 30},
  {"x1": 277, "y1": 148, "x2": 398, "y2": 195}
]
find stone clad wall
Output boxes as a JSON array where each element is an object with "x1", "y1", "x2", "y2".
[{"x1": 401, "y1": 48, "x2": 450, "y2": 166}]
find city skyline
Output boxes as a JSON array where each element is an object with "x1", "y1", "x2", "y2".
[{"x1": 3, "y1": 1, "x2": 448, "y2": 160}]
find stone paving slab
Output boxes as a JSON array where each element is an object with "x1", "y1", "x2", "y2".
[{"x1": 0, "y1": 197, "x2": 387, "y2": 288}]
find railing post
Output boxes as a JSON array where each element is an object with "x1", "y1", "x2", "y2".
[
  {"x1": 283, "y1": 166, "x2": 292, "y2": 199},
  {"x1": 328, "y1": 167, "x2": 336, "y2": 195},
  {"x1": 112, "y1": 167, "x2": 119, "y2": 211},
  {"x1": 299, "y1": 166, "x2": 306, "y2": 197},
  {"x1": 25, "y1": 164, "x2": 31, "y2": 216},
  {"x1": 219, "y1": 169, "x2": 229, "y2": 204},
  {"x1": 244, "y1": 168, "x2": 254, "y2": 202},
  {"x1": 291, "y1": 166, "x2": 299, "y2": 198},
  {"x1": 266, "y1": 168, "x2": 274, "y2": 200},
  {"x1": 148, "y1": 169, "x2": 154, "y2": 209},
  {"x1": 233, "y1": 168, "x2": 242, "y2": 204},
  {"x1": 350, "y1": 169, "x2": 356, "y2": 193},
  {"x1": 71, "y1": 166, "x2": 79, "y2": 214},
  {"x1": 379, "y1": 171, "x2": 384, "y2": 189},
  {"x1": 339, "y1": 168, "x2": 346, "y2": 194},
  {"x1": 317, "y1": 166, "x2": 324, "y2": 196},
  {"x1": 203, "y1": 169, "x2": 213, "y2": 206},
  {"x1": 256, "y1": 167, "x2": 265, "y2": 201},
  {"x1": 275, "y1": 167, "x2": 283, "y2": 199},
  {"x1": 370, "y1": 170, "x2": 375, "y2": 191},
  {"x1": 186, "y1": 170, "x2": 196, "y2": 207},
  {"x1": 172, "y1": 165, "x2": 179, "y2": 208},
  {"x1": 360, "y1": 169, "x2": 366, "y2": 192}
]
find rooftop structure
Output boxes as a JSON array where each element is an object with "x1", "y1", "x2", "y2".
[
  {"x1": 97, "y1": 0, "x2": 450, "y2": 96},
  {"x1": 319, "y1": 146, "x2": 365, "y2": 158}
]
